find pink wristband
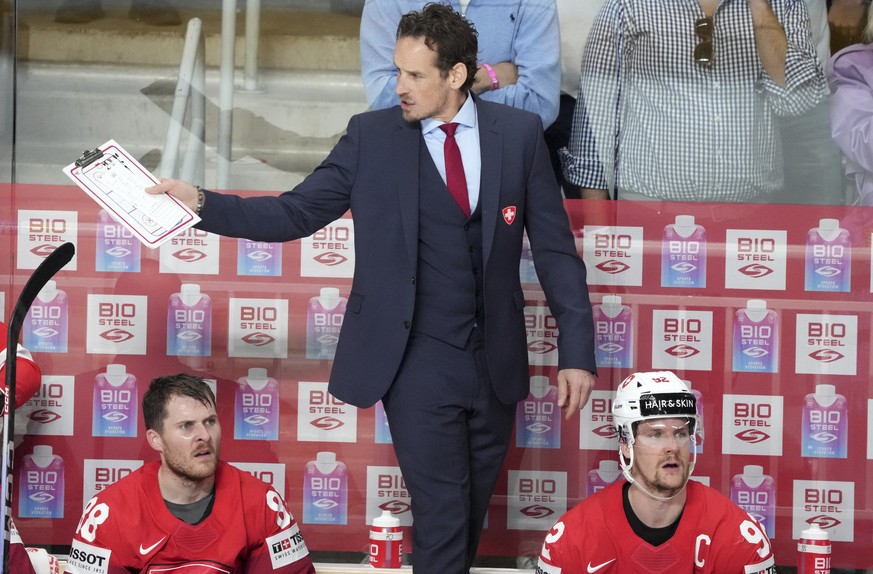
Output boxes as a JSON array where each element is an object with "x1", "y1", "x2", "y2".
[{"x1": 482, "y1": 63, "x2": 499, "y2": 91}]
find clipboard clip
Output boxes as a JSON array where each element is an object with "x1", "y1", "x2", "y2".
[{"x1": 75, "y1": 148, "x2": 105, "y2": 168}]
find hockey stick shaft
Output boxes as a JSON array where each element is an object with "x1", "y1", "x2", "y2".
[{"x1": 2, "y1": 242, "x2": 75, "y2": 574}]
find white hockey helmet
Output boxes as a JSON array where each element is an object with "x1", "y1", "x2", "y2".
[
  {"x1": 612, "y1": 370, "x2": 701, "y2": 444},
  {"x1": 612, "y1": 371, "x2": 702, "y2": 500}
]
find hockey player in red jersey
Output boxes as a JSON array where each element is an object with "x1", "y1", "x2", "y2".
[
  {"x1": 1, "y1": 320, "x2": 50, "y2": 573},
  {"x1": 536, "y1": 371, "x2": 776, "y2": 574},
  {"x1": 65, "y1": 373, "x2": 316, "y2": 574}
]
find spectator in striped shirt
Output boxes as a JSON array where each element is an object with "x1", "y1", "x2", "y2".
[{"x1": 563, "y1": 0, "x2": 827, "y2": 203}]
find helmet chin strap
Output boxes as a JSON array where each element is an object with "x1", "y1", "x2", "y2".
[{"x1": 618, "y1": 432, "x2": 698, "y2": 503}]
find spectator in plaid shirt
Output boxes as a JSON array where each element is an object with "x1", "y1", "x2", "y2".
[{"x1": 563, "y1": 0, "x2": 827, "y2": 202}]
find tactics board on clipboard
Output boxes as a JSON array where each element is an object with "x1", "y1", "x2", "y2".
[{"x1": 63, "y1": 140, "x2": 200, "y2": 248}]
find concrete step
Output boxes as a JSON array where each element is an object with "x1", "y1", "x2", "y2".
[
  {"x1": 18, "y1": 6, "x2": 362, "y2": 71},
  {"x1": 15, "y1": 5, "x2": 370, "y2": 190},
  {"x1": 15, "y1": 61, "x2": 370, "y2": 190}
]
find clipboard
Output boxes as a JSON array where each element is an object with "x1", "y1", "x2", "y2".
[{"x1": 63, "y1": 139, "x2": 200, "y2": 248}]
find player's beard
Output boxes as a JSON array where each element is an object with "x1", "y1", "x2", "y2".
[
  {"x1": 163, "y1": 444, "x2": 219, "y2": 484},
  {"x1": 636, "y1": 455, "x2": 691, "y2": 498}
]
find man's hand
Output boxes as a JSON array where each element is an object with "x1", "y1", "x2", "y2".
[
  {"x1": 556, "y1": 369, "x2": 596, "y2": 420},
  {"x1": 145, "y1": 178, "x2": 199, "y2": 212}
]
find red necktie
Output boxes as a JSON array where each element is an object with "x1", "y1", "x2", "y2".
[{"x1": 439, "y1": 122, "x2": 471, "y2": 217}]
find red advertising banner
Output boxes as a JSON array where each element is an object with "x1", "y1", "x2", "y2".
[{"x1": 2, "y1": 184, "x2": 872, "y2": 568}]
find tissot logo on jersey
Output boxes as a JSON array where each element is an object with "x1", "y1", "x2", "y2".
[
  {"x1": 86, "y1": 295, "x2": 147, "y2": 355},
  {"x1": 725, "y1": 229, "x2": 787, "y2": 290},
  {"x1": 266, "y1": 523, "x2": 310, "y2": 570},
  {"x1": 795, "y1": 314, "x2": 858, "y2": 376},
  {"x1": 508, "y1": 471, "x2": 566, "y2": 530},
  {"x1": 722, "y1": 395, "x2": 783, "y2": 456},
  {"x1": 582, "y1": 225, "x2": 644, "y2": 286},
  {"x1": 66, "y1": 540, "x2": 111, "y2": 574},
  {"x1": 301, "y1": 220, "x2": 355, "y2": 278},
  {"x1": 793, "y1": 481, "x2": 855, "y2": 542},
  {"x1": 297, "y1": 382, "x2": 357, "y2": 442}
]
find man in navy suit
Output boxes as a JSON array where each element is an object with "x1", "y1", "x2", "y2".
[{"x1": 149, "y1": 4, "x2": 596, "y2": 571}]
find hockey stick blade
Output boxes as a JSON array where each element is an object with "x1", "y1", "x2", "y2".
[{"x1": 2, "y1": 241, "x2": 75, "y2": 574}]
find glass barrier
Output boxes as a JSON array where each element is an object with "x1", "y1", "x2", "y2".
[{"x1": 6, "y1": 0, "x2": 873, "y2": 571}]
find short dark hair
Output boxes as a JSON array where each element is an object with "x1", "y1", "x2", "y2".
[
  {"x1": 396, "y1": 2, "x2": 479, "y2": 92},
  {"x1": 143, "y1": 373, "x2": 216, "y2": 432}
]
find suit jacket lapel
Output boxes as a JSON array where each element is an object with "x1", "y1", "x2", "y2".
[
  {"x1": 477, "y1": 102, "x2": 502, "y2": 267},
  {"x1": 395, "y1": 118, "x2": 421, "y2": 266}
]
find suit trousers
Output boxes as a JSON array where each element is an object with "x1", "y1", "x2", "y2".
[{"x1": 381, "y1": 328, "x2": 516, "y2": 573}]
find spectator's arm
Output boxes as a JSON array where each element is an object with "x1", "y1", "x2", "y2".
[
  {"x1": 581, "y1": 188, "x2": 609, "y2": 200},
  {"x1": 359, "y1": 0, "x2": 404, "y2": 110},
  {"x1": 749, "y1": 0, "x2": 788, "y2": 86},
  {"x1": 561, "y1": 0, "x2": 622, "y2": 194},
  {"x1": 758, "y1": 0, "x2": 828, "y2": 116},
  {"x1": 476, "y1": 2, "x2": 560, "y2": 127}
]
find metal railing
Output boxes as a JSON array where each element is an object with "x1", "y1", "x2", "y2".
[
  {"x1": 159, "y1": 17, "x2": 206, "y2": 185},
  {"x1": 218, "y1": 0, "x2": 263, "y2": 189},
  {"x1": 163, "y1": 0, "x2": 263, "y2": 189}
]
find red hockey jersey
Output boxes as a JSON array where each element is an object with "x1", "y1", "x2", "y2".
[
  {"x1": 66, "y1": 461, "x2": 315, "y2": 574},
  {"x1": 9, "y1": 519, "x2": 38, "y2": 574},
  {"x1": 537, "y1": 480, "x2": 776, "y2": 574}
]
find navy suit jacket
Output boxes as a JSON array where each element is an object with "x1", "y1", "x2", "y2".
[{"x1": 198, "y1": 97, "x2": 596, "y2": 408}]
